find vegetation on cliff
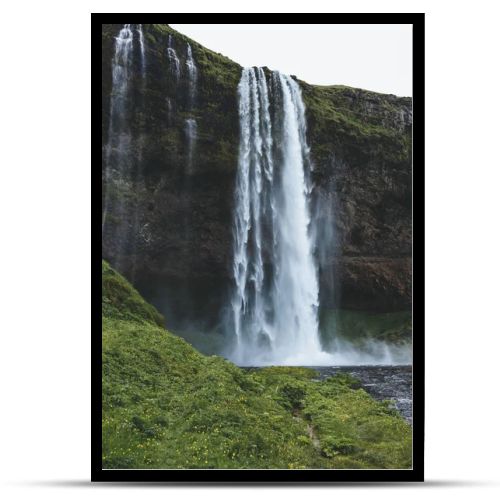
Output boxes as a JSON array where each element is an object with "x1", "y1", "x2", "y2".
[
  {"x1": 102, "y1": 261, "x2": 412, "y2": 469},
  {"x1": 301, "y1": 83, "x2": 412, "y2": 166}
]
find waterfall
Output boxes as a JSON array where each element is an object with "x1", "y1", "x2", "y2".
[
  {"x1": 184, "y1": 118, "x2": 197, "y2": 174},
  {"x1": 167, "y1": 35, "x2": 180, "y2": 80},
  {"x1": 107, "y1": 24, "x2": 133, "y2": 134},
  {"x1": 185, "y1": 43, "x2": 198, "y2": 172},
  {"x1": 102, "y1": 24, "x2": 134, "y2": 234},
  {"x1": 136, "y1": 24, "x2": 146, "y2": 76},
  {"x1": 186, "y1": 43, "x2": 198, "y2": 107},
  {"x1": 102, "y1": 24, "x2": 147, "y2": 282},
  {"x1": 166, "y1": 97, "x2": 173, "y2": 126},
  {"x1": 228, "y1": 67, "x2": 333, "y2": 366}
]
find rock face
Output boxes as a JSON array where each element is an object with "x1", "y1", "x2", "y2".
[{"x1": 101, "y1": 24, "x2": 412, "y2": 328}]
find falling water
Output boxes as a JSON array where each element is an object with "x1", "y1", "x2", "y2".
[
  {"x1": 102, "y1": 24, "x2": 134, "y2": 234},
  {"x1": 185, "y1": 118, "x2": 197, "y2": 174},
  {"x1": 184, "y1": 43, "x2": 198, "y2": 172},
  {"x1": 228, "y1": 67, "x2": 334, "y2": 366},
  {"x1": 186, "y1": 43, "x2": 198, "y2": 107},
  {"x1": 166, "y1": 97, "x2": 173, "y2": 126},
  {"x1": 102, "y1": 24, "x2": 148, "y2": 283},
  {"x1": 136, "y1": 24, "x2": 146, "y2": 76},
  {"x1": 107, "y1": 24, "x2": 133, "y2": 138},
  {"x1": 167, "y1": 35, "x2": 180, "y2": 80}
]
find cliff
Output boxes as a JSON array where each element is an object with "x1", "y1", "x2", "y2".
[{"x1": 101, "y1": 24, "x2": 412, "y2": 329}]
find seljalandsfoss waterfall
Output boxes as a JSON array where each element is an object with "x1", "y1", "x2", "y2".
[{"x1": 228, "y1": 68, "x2": 333, "y2": 366}]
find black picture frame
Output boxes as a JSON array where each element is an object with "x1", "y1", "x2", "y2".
[{"x1": 93, "y1": 13, "x2": 425, "y2": 483}]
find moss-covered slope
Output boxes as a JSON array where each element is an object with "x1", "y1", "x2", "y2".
[{"x1": 102, "y1": 260, "x2": 411, "y2": 469}]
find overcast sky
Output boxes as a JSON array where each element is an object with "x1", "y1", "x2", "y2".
[{"x1": 170, "y1": 24, "x2": 412, "y2": 97}]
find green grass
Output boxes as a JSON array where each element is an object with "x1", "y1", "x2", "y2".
[
  {"x1": 102, "y1": 260, "x2": 412, "y2": 469},
  {"x1": 102, "y1": 261, "x2": 164, "y2": 326}
]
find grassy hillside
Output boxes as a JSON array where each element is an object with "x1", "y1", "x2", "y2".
[{"x1": 102, "y1": 260, "x2": 412, "y2": 469}]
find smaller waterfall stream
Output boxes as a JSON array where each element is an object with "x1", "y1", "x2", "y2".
[
  {"x1": 184, "y1": 43, "x2": 198, "y2": 173},
  {"x1": 185, "y1": 118, "x2": 197, "y2": 174},
  {"x1": 102, "y1": 24, "x2": 149, "y2": 281},
  {"x1": 102, "y1": 24, "x2": 134, "y2": 234},
  {"x1": 136, "y1": 24, "x2": 146, "y2": 76},
  {"x1": 186, "y1": 43, "x2": 198, "y2": 107},
  {"x1": 167, "y1": 35, "x2": 181, "y2": 80},
  {"x1": 107, "y1": 24, "x2": 133, "y2": 138}
]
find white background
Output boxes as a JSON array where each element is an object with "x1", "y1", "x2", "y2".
[{"x1": 1, "y1": 0, "x2": 500, "y2": 499}]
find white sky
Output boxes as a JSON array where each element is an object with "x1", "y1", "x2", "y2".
[{"x1": 171, "y1": 24, "x2": 412, "y2": 97}]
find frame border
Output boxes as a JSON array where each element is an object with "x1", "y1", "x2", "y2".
[{"x1": 93, "y1": 12, "x2": 425, "y2": 482}]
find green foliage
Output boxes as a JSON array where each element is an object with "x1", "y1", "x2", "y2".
[
  {"x1": 102, "y1": 261, "x2": 412, "y2": 469},
  {"x1": 300, "y1": 82, "x2": 412, "y2": 166},
  {"x1": 102, "y1": 260, "x2": 164, "y2": 326},
  {"x1": 149, "y1": 24, "x2": 241, "y2": 89}
]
